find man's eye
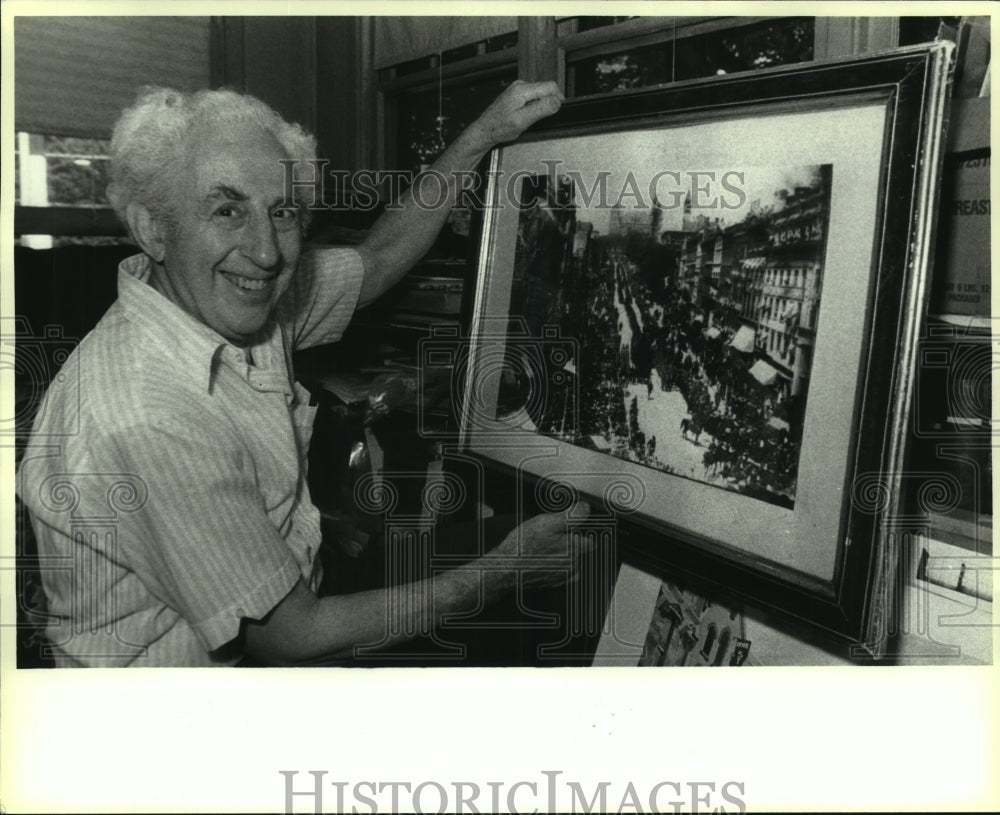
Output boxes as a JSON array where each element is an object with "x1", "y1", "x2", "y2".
[
  {"x1": 216, "y1": 205, "x2": 240, "y2": 218},
  {"x1": 273, "y1": 207, "x2": 298, "y2": 221}
]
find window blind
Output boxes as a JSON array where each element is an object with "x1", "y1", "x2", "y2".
[
  {"x1": 15, "y1": 16, "x2": 210, "y2": 138},
  {"x1": 373, "y1": 16, "x2": 518, "y2": 69}
]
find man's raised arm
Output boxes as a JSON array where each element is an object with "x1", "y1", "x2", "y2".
[{"x1": 354, "y1": 80, "x2": 563, "y2": 308}]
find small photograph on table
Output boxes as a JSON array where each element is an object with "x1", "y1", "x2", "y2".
[{"x1": 638, "y1": 581, "x2": 751, "y2": 667}]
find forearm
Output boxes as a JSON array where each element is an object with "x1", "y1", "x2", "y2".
[
  {"x1": 355, "y1": 80, "x2": 563, "y2": 306},
  {"x1": 243, "y1": 498, "x2": 586, "y2": 664},
  {"x1": 356, "y1": 124, "x2": 491, "y2": 306},
  {"x1": 243, "y1": 561, "x2": 515, "y2": 665}
]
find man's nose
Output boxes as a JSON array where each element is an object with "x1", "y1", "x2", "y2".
[{"x1": 243, "y1": 214, "x2": 281, "y2": 270}]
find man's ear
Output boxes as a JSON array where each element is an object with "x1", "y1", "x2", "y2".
[{"x1": 125, "y1": 202, "x2": 167, "y2": 263}]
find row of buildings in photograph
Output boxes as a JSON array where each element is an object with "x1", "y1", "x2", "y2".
[{"x1": 638, "y1": 168, "x2": 831, "y2": 403}]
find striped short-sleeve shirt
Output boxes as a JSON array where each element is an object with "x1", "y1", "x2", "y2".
[{"x1": 17, "y1": 247, "x2": 364, "y2": 666}]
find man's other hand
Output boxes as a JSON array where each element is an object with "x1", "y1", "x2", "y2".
[{"x1": 488, "y1": 499, "x2": 595, "y2": 592}]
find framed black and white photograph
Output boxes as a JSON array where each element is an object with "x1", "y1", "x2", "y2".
[{"x1": 459, "y1": 43, "x2": 955, "y2": 646}]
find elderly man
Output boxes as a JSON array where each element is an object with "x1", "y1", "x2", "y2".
[{"x1": 17, "y1": 81, "x2": 586, "y2": 667}]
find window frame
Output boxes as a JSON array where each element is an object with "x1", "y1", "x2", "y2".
[
  {"x1": 558, "y1": 15, "x2": 814, "y2": 97},
  {"x1": 379, "y1": 55, "x2": 519, "y2": 174},
  {"x1": 14, "y1": 132, "x2": 126, "y2": 241},
  {"x1": 377, "y1": 15, "x2": 908, "y2": 170}
]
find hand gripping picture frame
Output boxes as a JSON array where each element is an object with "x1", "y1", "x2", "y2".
[{"x1": 457, "y1": 43, "x2": 955, "y2": 650}]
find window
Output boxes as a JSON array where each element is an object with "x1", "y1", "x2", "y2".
[
  {"x1": 564, "y1": 17, "x2": 815, "y2": 97},
  {"x1": 15, "y1": 133, "x2": 122, "y2": 247},
  {"x1": 700, "y1": 624, "x2": 718, "y2": 658},
  {"x1": 375, "y1": 23, "x2": 519, "y2": 283},
  {"x1": 14, "y1": 16, "x2": 210, "y2": 244},
  {"x1": 381, "y1": 16, "x2": 821, "y2": 171},
  {"x1": 712, "y1": 628, "x2": 732, "y2": 665},
  {"x1": 377, "y1": 19, "x2": 519, "y2": 175},
  {"x1": 391, "y1": 71, "x2": 517, "y2": 175}
]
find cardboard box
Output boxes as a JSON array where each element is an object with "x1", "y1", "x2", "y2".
[{"x1": 930, "y1": 153, "x2": 991, "y2": 316}]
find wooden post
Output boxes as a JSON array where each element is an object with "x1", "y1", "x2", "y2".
[
  {"x1": 813, "y1": 17, "x2": 899, "y2": 59},
  {"x1": 518, "y1": 17, "x2": 562, "y2": 87}
]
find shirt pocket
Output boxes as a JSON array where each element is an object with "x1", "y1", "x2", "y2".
[{"x1": 290, "y1": 381, "x2": 319, "y2": 459}]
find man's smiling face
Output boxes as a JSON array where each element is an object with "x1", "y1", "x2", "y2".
[{"x1": 155, "y1": 124, "x2": 302, "y2": 344}]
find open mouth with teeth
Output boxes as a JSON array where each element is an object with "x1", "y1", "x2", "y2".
[{"x1": 220, "y1": 271, "x2": 276, "y2": 293}]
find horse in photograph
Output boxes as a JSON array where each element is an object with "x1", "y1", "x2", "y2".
[{"x1": 680, "y1": 416, "x2": 702, "y2": 444}]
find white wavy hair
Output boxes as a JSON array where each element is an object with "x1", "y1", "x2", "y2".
[{"x1": 107, "y1": 86, "x2": 318, "y2": 231}]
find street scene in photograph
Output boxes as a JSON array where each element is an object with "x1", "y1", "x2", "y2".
[{"x1": 499, "y1": 162, "x2": 833, "y2": 509}]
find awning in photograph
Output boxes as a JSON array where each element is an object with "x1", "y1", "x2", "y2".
[
  {"x1": 741, "y1": 256, "x2": 767, "y2": 271},
  {"x1": 750, "y1": 360, "x2": 781, "y2": 386},
  {"x1": 770, "y1": 203, "x2": 823, "y2": 229},
  {"x1": 730, "y1": 325, "x2": 757, "y2": 353},
  {"x1": 497, "y1": 407, "x2": 537, "y2": 432},
  {"x1": 768, "y1": 415, "x2": 791, "y2": 432},
  {"x1": 588, "y1": 435, "x2": 612, "y2": 452}
]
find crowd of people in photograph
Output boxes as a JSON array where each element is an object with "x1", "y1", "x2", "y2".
[
  {"x1": 508, "y1": 193, "x2": 804, "y2": 508},
  {"x1": 609, "y1": 245, "x2": 798, "y2": 506}
]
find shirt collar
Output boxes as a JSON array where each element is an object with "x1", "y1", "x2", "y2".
[{"x1": 116, "y1": 253, "x2": 280, "y2": 393}]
